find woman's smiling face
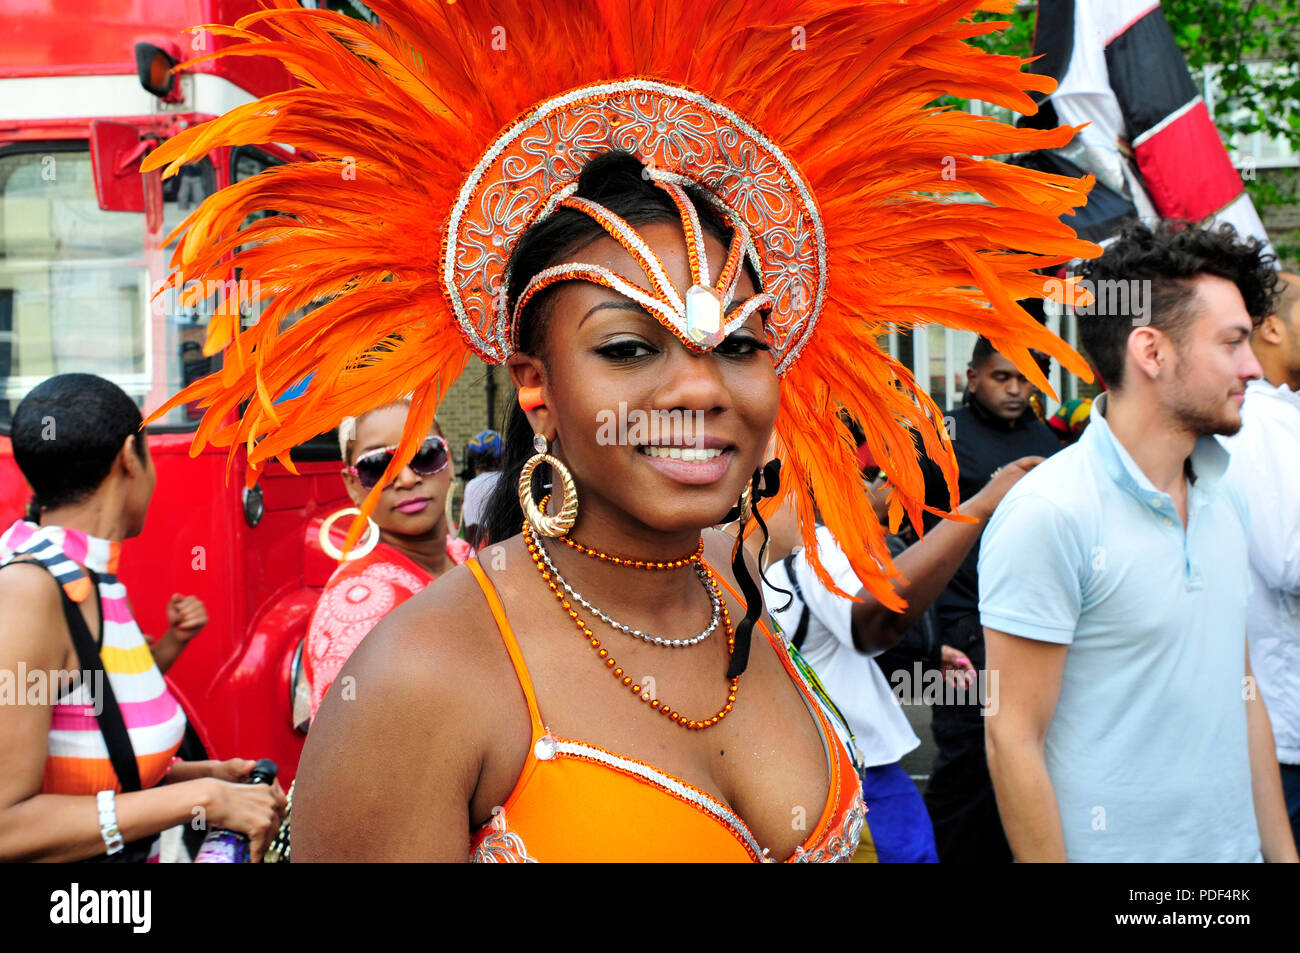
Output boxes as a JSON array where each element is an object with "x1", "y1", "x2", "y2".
[{"x1": 513, "y1": 219, "x2": 780, "y2": 539}]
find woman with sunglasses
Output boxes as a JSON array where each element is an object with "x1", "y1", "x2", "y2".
[
  {"x1": 144, "y1": 1, "x2": 1096, "y2": 862},
  {"x1": 265, "y1": 402, "x2": 469, "y2": 860},
  {"x1": 302, "y1": 402, "x2": 472, "y2": 723}
]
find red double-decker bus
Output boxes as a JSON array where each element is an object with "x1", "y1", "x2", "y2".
[{"x1": 0, "y1": 0, "x2": 354, "y2": 785}]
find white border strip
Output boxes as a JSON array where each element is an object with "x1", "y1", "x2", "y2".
[{"x1": 1131, "y1": 95, "x2": 1202, "y2": 150}]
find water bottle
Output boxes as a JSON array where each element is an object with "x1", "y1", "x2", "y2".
[{"x1": 194, "y1": 758, "x2": 278, "y2": 863}]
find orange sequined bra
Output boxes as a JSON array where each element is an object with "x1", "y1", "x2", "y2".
[{"x1": 465, "y1": 559, "x2": 866, "y2": 863}]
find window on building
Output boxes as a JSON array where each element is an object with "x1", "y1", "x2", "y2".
[{"x1": 1199, "y1": 62, "x2": 1300, "y2": 171}]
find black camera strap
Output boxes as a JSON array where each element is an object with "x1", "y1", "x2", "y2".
[{"x1": 55, "y1": 568, "x2": 143, "y2": 794}]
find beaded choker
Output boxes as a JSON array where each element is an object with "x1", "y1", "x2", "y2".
[
  {"x1": 538, "y1": 496, "x2": 704, "y2": 570},
  {"x1": 524, "y1": 521, "x2": 739, "y2": 730},
  {"x1": 561, "y1": 534, "x2": 704, "y2": 570},
  {"x1": 533, "y1": 532, "x2": 720, "y2": 648}
]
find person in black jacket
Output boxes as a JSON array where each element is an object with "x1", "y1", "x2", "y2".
[{"x1": 919, "y1": 336, "x2": 1063, "y2": 863}]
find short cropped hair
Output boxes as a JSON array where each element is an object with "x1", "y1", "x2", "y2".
[
  {"x1": 338, "y1": 398, "x2": 442, "y2": 464},
  {"x1": 11, "y1": 374, "x2": 147, "y2": 510},
  {"x1": 968, "y1": 337, "x2": 1049, "y2": 378},
  {"x1": 969, "y1": 336, "x2": 996, "y2": 370}
]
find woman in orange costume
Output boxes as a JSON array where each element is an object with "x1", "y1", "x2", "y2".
[{"x1": 145, "y1": 0, "x2": 1098, "y2": 861}]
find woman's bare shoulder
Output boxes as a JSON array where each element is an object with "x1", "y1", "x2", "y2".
[
  {"x1": 0, "y1": 561, "x2": 67, "y2": 670},
  {"x1": 294, "y1": 555, "x2": 518, "y2": 859}
]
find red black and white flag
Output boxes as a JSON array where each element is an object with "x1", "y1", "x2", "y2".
[{"x1": 1017, "y1": 0, "x2": 1272, "y2": 255}]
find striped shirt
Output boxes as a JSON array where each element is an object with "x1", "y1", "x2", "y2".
[{"x1": 0, "y1": 520, "x2": 187, "y2": 795}]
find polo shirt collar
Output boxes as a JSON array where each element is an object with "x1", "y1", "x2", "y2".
[{"x1": 1084, "y1": 392, "x2": 1230, "y2": 508}]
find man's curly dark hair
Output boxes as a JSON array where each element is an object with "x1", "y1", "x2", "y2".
[{"x1": 1075, "y1": 219, "x2": 1280, "y2": 390}]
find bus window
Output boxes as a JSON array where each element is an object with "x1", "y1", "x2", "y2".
[
  {"x1": 230, "y1": 146, "x2": 340, "y2": 462},
  {"x1": 230, "y1": 145, "x2": 282, "y2": 331},
  {"x1": 157, "y1": 156, "x2": 219, "y2": 426},
  {"x1": 0, "y1": 144, "x2": 150, "y2": 429},
  {"x1": 232, "y1": 146, "x2": 279, "y2": 200}
]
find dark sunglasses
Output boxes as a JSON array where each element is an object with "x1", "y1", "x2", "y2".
[{"x1": 345, "y1": 436, "x2": 450, "y2": 489}]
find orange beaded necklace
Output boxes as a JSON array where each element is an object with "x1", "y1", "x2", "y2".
[
  {"x1": 560, "y1": 533, "x2": 704, "y2": 570},
  {"x1": 523, "y1": 521, "x2": 740, "y2": 730}
]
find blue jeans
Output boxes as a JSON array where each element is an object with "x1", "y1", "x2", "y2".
[
  {"x1": 857, "y1": 761, "x2": 939, "y2": 863},
  {"x1": 1282, "y1": 763, "x2": 1300, "y2": 852}
]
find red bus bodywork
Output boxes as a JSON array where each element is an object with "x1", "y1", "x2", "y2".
[{"x1": 0, "y1": 1, "x2": 340, "y2": 785}]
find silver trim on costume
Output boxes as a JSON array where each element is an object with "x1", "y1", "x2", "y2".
[
  {"x1": 512, "y1": 262, "x2": 681, "y2": 331},
  {"x1": 471, "y1": 806, "x2": 540, "y2": 863},
  {"x1": 444, "y1": 79, "x2": 826, "y2": 374},
  {"x1": 791, "y1": 791, "x2": 867, "y2": 863},
  {"x1": 561, "y1": 194, "x2": 687, "y2": 315},
  {"x1": 552, "y1": 739, "x2": 769, "y2": 861}
]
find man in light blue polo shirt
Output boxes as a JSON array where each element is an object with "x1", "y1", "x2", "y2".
[{"x1": 980, "y1": 221, "x2": 1298, "y2": 863}]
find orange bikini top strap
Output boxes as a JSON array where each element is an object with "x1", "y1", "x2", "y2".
[{"x1": 466, "y1": 558, "x2": 545, "y2": 740}]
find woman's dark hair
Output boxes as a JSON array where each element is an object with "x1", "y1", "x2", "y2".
[
  {"x1": 1076, "y1": 219, "x2": 1280, "y2": 390},
  {"x1": 482, "y1": 150, "x2": 749, "y2": 544},
  {"x1": 11, "y1": 373, "x2": 147, "y2": 512}
]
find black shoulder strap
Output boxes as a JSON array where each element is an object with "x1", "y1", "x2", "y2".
[
  {"x1": 59, "y1": 569, "x2": 143, "y2": 793},
  {"x1": 2, "y1": 559, "x2": 143, "y2": 793},
  {"x1": 781, "y1": 554, "x2": 811, "y2": 650}
]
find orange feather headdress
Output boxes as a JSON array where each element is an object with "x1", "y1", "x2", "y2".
[{"x1": 143, "y1": 0, "x2": 1097, "y2": 611}]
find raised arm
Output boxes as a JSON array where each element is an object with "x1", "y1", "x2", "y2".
[
  {"x1": 984, "y1": 626, "x2": 1069, "y2": 862},
  {"x1": 849, "y1": 456, "x2": 1045, "y2": 654},
  {"x1": 144, "y1": 595, "x2": 208, "y2": 674}
]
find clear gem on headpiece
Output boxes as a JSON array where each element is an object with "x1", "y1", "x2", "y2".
[{"x1": 685, "y1": 284, "x2": 724, "y2": 346}]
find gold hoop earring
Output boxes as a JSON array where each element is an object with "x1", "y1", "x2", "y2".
[
  {"x1": 518, "y1": 433, "x2": 578, "y2": 537},
  {"x1": 735, "y1": 480, "x2": 753, "y2": 524},
  {"x1": 319, "y1": 507, "x2": 381, "y2": 561}
]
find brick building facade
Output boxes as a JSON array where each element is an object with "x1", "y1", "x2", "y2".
[{"x1": 436, "y1": 358, "x2": 511, "y2": 522}]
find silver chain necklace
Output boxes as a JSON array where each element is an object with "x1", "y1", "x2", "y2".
[{"x1": 533, "y1": 534, "x2": 720, "y2": 648}]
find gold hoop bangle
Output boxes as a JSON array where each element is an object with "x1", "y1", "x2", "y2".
[{"x1": 318, "y1": 507, "x2": 381, "y2": 561}]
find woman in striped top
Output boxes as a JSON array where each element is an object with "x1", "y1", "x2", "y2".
[{"x1": 0, "y1": 374, "x2": 286, "y2": 862}]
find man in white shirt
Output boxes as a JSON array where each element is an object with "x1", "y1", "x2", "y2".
[
  {"x1": 1223, "y1": 272, "x2": 1300, "y2": 848},
  {"x1": 762, "y1": 461, "x2": 1037, "y2": 862}
]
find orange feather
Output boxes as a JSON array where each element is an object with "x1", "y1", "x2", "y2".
[{"x1": 142, "y1": 0, "x2": 1098, "y2": 585}]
